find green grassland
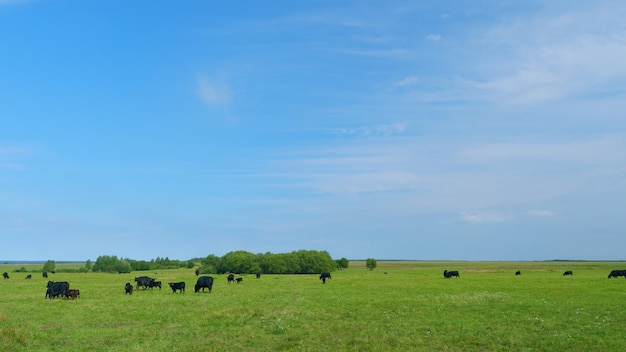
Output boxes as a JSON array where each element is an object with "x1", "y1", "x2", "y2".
[{"x1": 1, "y1": 261, "x2": 626, "y2": 351}]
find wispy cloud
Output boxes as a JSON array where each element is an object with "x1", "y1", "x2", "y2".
[
  {"x1": 460, "y1": 209, "x2": 513, "y2": 223},
  {"x1": 331, "y1": 122, "x2": 406, "y2": 137},
  {"x1": 528, "y1": 210, "x2": 555, "y2": 217},
  {"x1": 391, "y1": 76, "x2": 419, "y2": 90},
  {"x1": 425, "y1": 34, "x2": 441, "y2": 42},
  {"x1": 196, "y1": 75, "x2": 231, "y2": 107}
]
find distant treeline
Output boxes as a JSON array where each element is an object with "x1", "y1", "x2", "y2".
[{"x1": 89, "y1": 250, "x2": 348, "y2": 274}]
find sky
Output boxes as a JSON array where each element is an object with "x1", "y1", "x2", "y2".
[{"x1": 1, "y1": 1, "x2": 625, "y2": 262}]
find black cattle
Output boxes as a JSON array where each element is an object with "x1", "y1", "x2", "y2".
[
  {"x1": 46, "y1": 281, "x2": 69, "y2": 299},
  {"x1": 65, "y1": 289, "x2": 80, "y2": 299},
  {"x1": 195, "y1": 268, "x2": 200, "y2": 276},
  {"x1": 444, "y1": 270, "x2": 460, "y2": 278},
  {"x1": 147, "y1": 281, "x2": 162, "y2": 290},
  {"x1": 256, "y1": 272, "x2": 261, "y2": 279},
  {"x1": 2, "y1": 272, "x2": 9, "y2": 279},
  {"x1": 320, "y1": 272, "x2": 331, "y2": 284},
  {"x1": 227, "y1": 273, "x2": 235, "y2": 283},
  {"x1": 608, "y1": 270, "x2": 626, "y2": 278},
  {"x1": 515, "y1": 271, "x2": 521, "y2": 276},
  {"x1": 236, "y1": 277, "x2": 243, "y2": 284},
  {"x1": 25, "y1": 274, "x2": 32, "y2": 279},
  {"x1": 42, "y1": 272, "x2": 48, "y2": 278},
  {"x1": 134, "y1": 276, "x2": 156, "y2": 290},
  {"x1": 195, "y1": 276, "x2": 214, "y2": 293},
  {"x1": 125, "y1": 282, "x2": 134, "y2": 295},
  {"x1": 169, "y1": 282, "x2": 185, "y2": 294},
  {"x1": 563, "y1": 271, "x2": 573, "y2": 276}
]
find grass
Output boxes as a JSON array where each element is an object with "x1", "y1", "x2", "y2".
[{"x1": 1, "y1": 261, "x2": 626, "y2": 351}]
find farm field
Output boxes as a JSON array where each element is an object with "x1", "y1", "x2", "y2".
[{"x1": 1, "y1": 261, "x2": 626, "y2": 351}]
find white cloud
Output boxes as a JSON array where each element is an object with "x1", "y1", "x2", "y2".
[
  {"x1": 391, "y1": 75, "x2": 420, "y2": 89},
  {"x1": 196, "y1": 75, "x2": 231, "y2": 107},
  {"x1": 528, "y1": 210, "x2": 555, "y2": 217},
  {"x1": 331, "y1": 122, "x2": 406, "y2": 137},
  {"x1": 425, "y1": 34, "x2": 441, "y2": 42},
  {"x1": 460, "y1": 209, "x2": 513, "y2": 223}
]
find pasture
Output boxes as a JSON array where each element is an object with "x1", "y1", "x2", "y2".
[{"x1": 1, "y1": 261, "x2": 626, "y2": 351}]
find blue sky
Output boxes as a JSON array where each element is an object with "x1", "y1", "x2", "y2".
[{"x1": 1, "y1": 1, "x2": 625, "y2": 261}]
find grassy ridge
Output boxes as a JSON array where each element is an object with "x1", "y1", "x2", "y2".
[{"x1": 1, "y1": 261, "x2": 626, "y2": 351}]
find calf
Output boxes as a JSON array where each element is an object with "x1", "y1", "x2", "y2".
[
  {"x1": 169, "y1": 282, "x2": 185, "y2": 294},
  {"x1": 25, "y1": 274, "x2": 32, "y2": 279},
  {"x1": 236, "y1": 277, "x2": 243, "y2": 284},
  {"x1": 125, "y1": 282, "x2": 134, "y2": 295},
  {"x1": 563, "y1": 271, "x2": 573, "y2": 276},
  {"x1": 65, "y1": 289, "x2": 80, "y2": 299}
]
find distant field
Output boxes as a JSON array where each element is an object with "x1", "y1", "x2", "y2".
[{"x1": 2, "y1": 261, "x2": 626, "y2": 351}]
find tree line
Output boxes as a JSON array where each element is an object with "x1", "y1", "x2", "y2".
[{"x1": 85, "y1": 250, "x2": 349, "y2": 274}]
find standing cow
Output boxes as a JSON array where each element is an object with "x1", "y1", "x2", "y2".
[
  {"x1": 168, "y1": 282, "x2": 185, "y2": 294},
  {"x1": 195, "y1": 276, "x2": 214, "y2": 293},
  {"x1": 227, "y1": 273, "x2": 235, "y2": 284},
  {"x1": 563, "y1": 271, "x2": 573, "y2": 276},
  {"x1": 125, "y1": 282, "x2": 134, "y2": 295},
  {"x1": 319, "y1": 272, "x2": 331, "y2": 284},
  {"x1": 608, "y1": 270, "x2": 626, "y2": 278},
  {"x1": 444, "y1": 270, "x2": 460, "y2": 278},
  {"x1": 2, "y1": 272, "x2": 9, "y2": 279}
]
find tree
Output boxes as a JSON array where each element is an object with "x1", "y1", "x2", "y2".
[
  {"x1": 365, "y1": 258, "x2": 377, "y2": 271},
  {"x1": 336, "y1": 257, "x2": 349, "y2": 269},
  {"x1": 43, "y1": 260, "x2": 56, "y2": 273}
]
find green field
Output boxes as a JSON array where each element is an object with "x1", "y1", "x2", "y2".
[{"x1": 1, "y1": 261, "x2": 626, "y2": 351}]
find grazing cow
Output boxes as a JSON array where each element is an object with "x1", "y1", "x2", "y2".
[
  {"x1": 168, "y1": 282, "x2": 185, "y2": 294},
  {"x1": 43, "y1": 272, "x2": 48, "y2": 278},
  {"x1": 2, "y1": 272, "x2": 9, "y2": 279},
  {"x1": 147, "y1": 281, "x2": 162, "y2": 290},
  {"x1": 46, "y1": 281, "x2": 70, "y2": 299},
  {"x1": 65, "y1": 289, "x2": 80, "y2": 299},
  {"x1": 515, "y1": 271, "x2": 521, "y2": 276},
  {"x1": 236, "y1": 277, "x2": 243, "y2": 284},
  {"x1": 125, "y1": 282, "x2": 134, "y2": 295},
  {"x1": 608, "y1": 270, "x2": 626, "y2": 279},
  {"x1": 443, "y1": 270, "x2": 460, "y2": 278},
  {"x1": 563, "y1": 271, "x2": 573, "y2": 276},
  {"x1": 256, "y1": 272, "x2": 261, "y2": 279},
  {"x1": 319, "y1": 272, "x2": 332, "y2": 284},
  {"x1": 134, "y1": 276, "x2": 156, "y2": 290},
  {"x1": 25, "y1": 274, "x2": 32, "y2": 279},
  {"x1": 195, "y1": 276, "x2": 214, "y2": 293}
]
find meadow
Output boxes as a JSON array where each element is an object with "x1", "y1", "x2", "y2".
[{"x1": 1, "y1": 261, "x2": 626, "y2": 351}]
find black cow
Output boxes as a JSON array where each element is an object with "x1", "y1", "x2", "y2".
[
  {"x1": 2, "y1": 272, "x2": 9, "y2": 279},
  {"x1": 444, "y1": 270, "x2": 460, "y2": 278},
  {"x1": 227, "y1": 273, "x2": 235, "y2": 283},
  {"x1": 134, "y1": 276, "x2": 156, "y2": 290},
  {"x1": 125, "y1": 282, "x2": 134, "y2": 295},
  {"x1": 195, "y1": 268, "x2": 200, "y2": 276},
  {"x1": 608, "y1": 270, "x2": 626, "y2": 278},
  {"x1": 236, "y1": 277, "x2": 243, "y2": 284},
  {"x1": 563, "y1": 271, "x2": 573, "y2": 276},
  {"x1": 256, "y1": 272, "x2": 261, "y2": 279},
  {"x1": 515, "y1": 271, "x2": 521, "y2": 276},
  {"x1": 320, "y1": 272, "x2": 331, "y2": 284},
  {"x1": 46, "y1": 281, "x2": 69, "y2": 299},
  {"x1": 42, "y1": 272, "x2": 48, "y2": 278},
  {"x1": 195, "y1": 276, "x2": 214, "y2": 293},
  {"x1": 147, "y1": 281, "x2": 162, "y2": 290},
  {"x1": 169, "y1": 282, "x2": 185, "y2": 294},
  {"x1": 25, "y1": 274, "x2": 32, "y2": 279}
]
